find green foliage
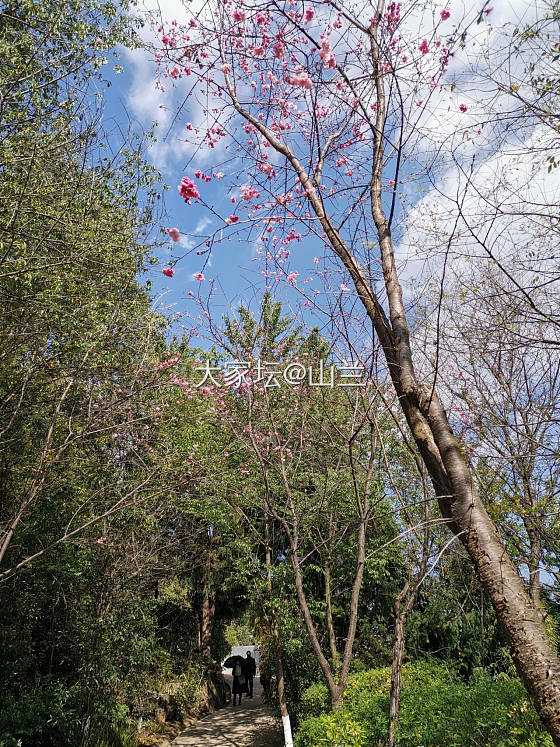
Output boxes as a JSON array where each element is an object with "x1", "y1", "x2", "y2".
[
  {"x1": 295, "y1": 711, "x2": 366, "y2": 747},
  {"x1": 297, "y1": 662, "x2": 553, "y2": 747}
]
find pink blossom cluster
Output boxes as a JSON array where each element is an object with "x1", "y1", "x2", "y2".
[
  {"x1": 178, "y1": 176, "x2": 200, "y2": 203},
  {"x1": 258, "y1": 161, "x2": 277, "y2": 178},
  {"x1": 319, "y1": 38, "x2": 336, "y2": 69},
  {"x1": 384, "y1": 2, "x2": 401, "y2": 34},
  {"x1": 241, "y1": 185, "x2": 260, "y2": 200},
  {"x1": 194, "y1": 169, "x2": 212, "y2": 182},
  {"x1": 157, "y1": 356, "x2": 180, "y2": 370},
  {"x1": 284, "y1": 71, "x2": 312, "y2": 89}
]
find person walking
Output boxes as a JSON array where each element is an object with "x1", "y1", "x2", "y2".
[
  {"x1": 232, "y1": 659, "x2": 247, "y2": 706},
  {"x1": 245, "y1": 651, "x2": 256, "y2": 698}
]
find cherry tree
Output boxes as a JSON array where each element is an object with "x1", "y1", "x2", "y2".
[{"x1": 148, "y1": 0, "x2": 560, "y2": 738}]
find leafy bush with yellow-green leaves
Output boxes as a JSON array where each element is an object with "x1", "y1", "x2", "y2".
[{"x1": 295, "y1": 661, "x2": 553, "y2": 747}]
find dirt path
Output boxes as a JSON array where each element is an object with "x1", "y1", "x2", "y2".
[{"x1": 170, "y1": 674, "x2": 284, "y2": 747}]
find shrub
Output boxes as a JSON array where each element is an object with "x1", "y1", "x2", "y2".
[
  {"x1": 294, "y1": 710, "x2": 366, "y2": 747},
  {"x1": 296, "y1": 661, "x2": 553, "y2": 747}
]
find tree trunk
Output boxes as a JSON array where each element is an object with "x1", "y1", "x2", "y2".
[
  {"x1": 200, "y1": 545, "x2": 217, "y2": 660},
  {"x1": 200, "y1": 588, "x2": 216, "y2": 660},
  {"x1": 265, "y1": 523, "x2": 293, "y2": 747},
  {"x1": 388, "y1": 599, "x2": 407, "y2": 747},
  {"x1": 324, "y1": 560, "x2": 340, "y2": 666}
]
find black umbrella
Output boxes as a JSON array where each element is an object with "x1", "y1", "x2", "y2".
[{"x1": 223, "y1": 655, "x2": 245, "y2": 669}]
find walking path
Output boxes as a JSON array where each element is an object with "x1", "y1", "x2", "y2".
[{"x1": 170, "y1": 674, "x2": 284, "y2": 747}]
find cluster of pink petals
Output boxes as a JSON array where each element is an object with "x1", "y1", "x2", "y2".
[
  {"x1": 304, "y1": 7, "x2": 314, "y2": 22},
  {"x1": 459, "y1": 103, "x2": 468, "y2": 112},
  {"x1": 167, "y1": 227, "x2": 180, "y2": 241},
  {"x1": 319, "y1": 38, "x2": 336, "y2": 69},
  {"x1": 162, "y1": 267, "x2": 174, "y2": 277},
  {"x1": 194, "y1": 169, "x2": 212, "y2": 182},
  {"x1": 419, "y1": 39, "x2": 429, "y2": 55},
  {"x1": 384, "y1": 2, "x2": 401, "y2": 34},
  {"x1": 226, "y1": 215, "x2": 239, "y2": 224},
  {"x1": 440, "y1": 8, "x2": 450, "y2": 20},
  {"x1": 193, "y1": 272, "x2": 205, "y2": 281},
  {"x1": 178, "y1": 176, "x2": 200, "y2": 203},
  {"x1": 241, "y1": 185, "x2": 260, "y2": 200},
  {"x1": 232, "y1": 7, "x2": 245, "y2": 21},
  {"x1": 286, "y1": 271, "x2": 299, "y2": 283},
  {"x1": 284, "y1": 71, "x2": 312, "y2": 89}
]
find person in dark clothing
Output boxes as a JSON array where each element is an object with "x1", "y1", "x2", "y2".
[
  {"x1": 232, "y1": 659, "x2": 247, "y2": 706},
  {"x1": 245, "y1": 651, "x2": 256, "y2": 698}
]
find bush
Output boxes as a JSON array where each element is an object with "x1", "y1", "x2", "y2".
[
  {"x1": 296, "y1": 661, "x2": 553, "y2": 747},
  {"x1": 294, "y1": 710, "x2": 366, "y2": 747},
  {"x1": 300, "y1": 681, "x2": 330, "y2": 718}
]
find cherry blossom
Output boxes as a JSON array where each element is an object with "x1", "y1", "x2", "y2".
[
  {"x1": 162, "y1": 267, "x2": 175, "y2": 277},
  {"x1": 167, "y1": 227, "x2": 180, "y2": 241},
  {"x1": 178, "y1": 177, "x2": 200, "y2": 203}
]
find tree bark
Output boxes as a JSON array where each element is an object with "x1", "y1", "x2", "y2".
[
  {"x1": 200, "y1": 544, "x2": 217, "y2": 660},
  {"x1": 324, "y1": 559, "x2": 340, "y2": 666},
  {"x1": 388, "y1": 590, "x2": 407, "y2": 747},
  {"x1": 265, "y1": 522, "x2": 293, "y2": 747}
]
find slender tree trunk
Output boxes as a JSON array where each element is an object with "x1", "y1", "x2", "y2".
[
  {"x1": 324, "y1": 560, "x2": 339, "y2": 666},
  {"x1": 388, "y1": 594, "x2": 407, "y2": 747},
  {"x1": 265, "y1": 522, "x2": 293, "y2": 747},
  {"x1": 200, "y1": 544, "x2": 217, "y2": 660},
  {"x1": 200, "y1": 588, "x2": 216, "y2": 660}
]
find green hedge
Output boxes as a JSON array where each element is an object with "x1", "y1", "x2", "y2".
[{"x1": 295, "y1": 661, "x2": 553, "y2": 747}]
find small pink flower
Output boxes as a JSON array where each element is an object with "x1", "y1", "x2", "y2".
[
  {"x1": 440, "y1": 8, "x2": 450, "y2": 20},
  {"x1": 232, "y1": 8, "x2": 245, "y2": 21},
  {"x1": 419, "y1": 39, "x2": 429, "y2": 55},
  {"x1": 220, "y1": 63, "x2": 231, "y2": 74},
  {"x1": 227, "y1": 214, "x2": 239, "y2": 223},
  {"x1": 162, "y1": 267, "x2": 174, "y2": 277},
  {"x1": 340, "y1": 283, "x2": 349, "y2": 291},
  {"x1": 304, "y1": 7, "x2": 314, "y2": 22},
  {"x1": 459, "y1": 103, "x2": 468, "y2": 112},
  {"x1": 193, "y1": 272, "x2": 205, "y2": 281},
  {"x1": 286, "y1": 271, "x2": 299, "y2": 283},
  {"x1": 96, "y1": 537, "x2": 106, "y2": 544},
  {"x1": 167, "y1": 227, "x2": 180, "y2": 241}
]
